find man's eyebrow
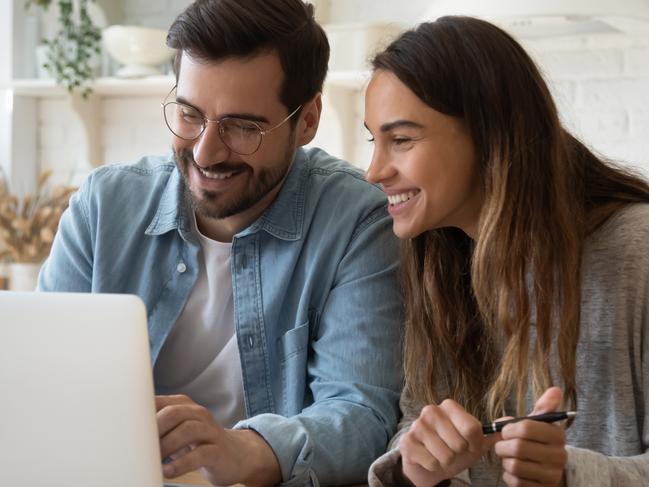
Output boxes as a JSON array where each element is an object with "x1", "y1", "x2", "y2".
[{"x1": 175, "y1": 95, "x2": 270, "y2": 124}]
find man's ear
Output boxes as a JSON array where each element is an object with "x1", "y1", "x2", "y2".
[{"x1": 296, "y1": 93, "x2": 322, "y2": 146}]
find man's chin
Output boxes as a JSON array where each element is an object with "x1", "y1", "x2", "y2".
[
  {"x1": 191, "y1": 191, "x2": 257, "y2": 220},
  {"x1": 192, "y1": 200, "x2": 240, "y2": 220}
]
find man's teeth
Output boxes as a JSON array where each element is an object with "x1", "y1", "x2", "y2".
[
  {"x1": 199, "y1": 167, "x2": 236, "y2": 180},
  {"x1": 387, "y1": 191, "x2": 418, "y2": 206}
]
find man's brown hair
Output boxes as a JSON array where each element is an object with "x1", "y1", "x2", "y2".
[{"x1": 167, "y1": 0, "x2": 330, "y2": 116}]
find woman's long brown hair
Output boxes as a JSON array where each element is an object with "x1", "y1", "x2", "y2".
[{"x1": 372, "y1": 16, "x2": 649, "y2": 420}]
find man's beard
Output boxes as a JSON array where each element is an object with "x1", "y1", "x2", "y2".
[{"x1": 173, "y1": 145, "x2": 294, "y2": 220}]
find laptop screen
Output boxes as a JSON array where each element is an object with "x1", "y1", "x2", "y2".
[{"x1": 0, "y1": 292, "x2": 164, "y2": 487}]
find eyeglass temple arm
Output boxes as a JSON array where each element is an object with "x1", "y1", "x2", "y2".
[
  {"x1": 161, "y1": 85, "x2": 178, "y2": 106},
  {"x1": 261, "y1": 104, "x2": 303, "y2": 135}
]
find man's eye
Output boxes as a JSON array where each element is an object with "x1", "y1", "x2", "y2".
[
  {"x1": 367, "y1": 137, "x2": 375, "y2": 143},
  {"x1": 229, "y1": 121, "x2": 258, "y2": 133},
  {"x1": 181, "y1": 111, "x2": 203, "y2": 124}
]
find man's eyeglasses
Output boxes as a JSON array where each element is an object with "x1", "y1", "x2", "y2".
[{"x1": 161, "y1": 86, "x2": 302, "y2": 156}]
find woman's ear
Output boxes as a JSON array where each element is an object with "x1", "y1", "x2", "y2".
[{"x1": 296, "y1": 93, "x2": 322, "y2": 146}]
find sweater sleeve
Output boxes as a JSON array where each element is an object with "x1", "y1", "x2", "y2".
[
  {"x1": 565, "y1": 447, "x2": 649, "y2": 486},
  {"x1": 563, "y1": 204, "x2": 649, "y2": 487}
]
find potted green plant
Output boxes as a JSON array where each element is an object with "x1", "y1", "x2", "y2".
[{"x1": 27, "y1": 0, "x2": 102, "y2": 98}]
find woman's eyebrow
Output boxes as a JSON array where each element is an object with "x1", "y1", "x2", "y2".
[{"x1": 363, "y1": 119, "x2": 424, "y2": 133}]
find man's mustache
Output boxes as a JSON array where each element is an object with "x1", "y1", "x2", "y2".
[{"x1": 175, "y1": 148, "x2": 250, "y2": 174}]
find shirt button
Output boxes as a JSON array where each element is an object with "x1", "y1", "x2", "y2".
[
  {"x1": 247, "y1": 334, "x2": 254, "y2": 350},
  {"x1": 176, "y1": 262, "x2": 187, "y2": 273}
]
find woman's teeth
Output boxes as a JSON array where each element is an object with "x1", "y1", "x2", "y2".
[{"x1": 387, "y1": 191, "x2": 418, "y2": 206}]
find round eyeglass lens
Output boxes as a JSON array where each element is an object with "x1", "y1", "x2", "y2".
[{"x1": 164, "y1": 102, "x2": 204, "y2": 140}]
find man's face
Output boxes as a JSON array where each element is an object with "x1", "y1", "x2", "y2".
[{"x1": 172, "y1": 52, "x2": 298, "y2": 220}]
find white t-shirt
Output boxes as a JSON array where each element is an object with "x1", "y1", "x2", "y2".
[{"x1": 153, "y1": 220, "x2": 246, "y2": 428}]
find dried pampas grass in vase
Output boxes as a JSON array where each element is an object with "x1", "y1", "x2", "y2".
[{"x1": 0, "y1": 169, "x2": 76, "y2": 265}]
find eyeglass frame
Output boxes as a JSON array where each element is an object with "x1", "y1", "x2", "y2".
[{"x1": 161, "y1": 85, "x2": 303, "y2": 156}]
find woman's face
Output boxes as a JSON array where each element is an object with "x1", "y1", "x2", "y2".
[{"x1": 365, "y1": 70, "x2": 483, "y2": 240}]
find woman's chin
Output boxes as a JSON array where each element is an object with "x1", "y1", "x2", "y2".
[{"x1": 392, "y1": 220, "x2": 423, "y2": 240}]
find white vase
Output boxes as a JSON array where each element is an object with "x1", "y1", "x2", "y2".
[{"x1": 8, "y1": 263, "x2": 42, "y2": 292}]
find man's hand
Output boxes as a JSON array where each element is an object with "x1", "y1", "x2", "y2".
[
  {"x1": 156, "y1": 395, "x2": 282, "y2": 487},
  {"x1": 495, "y1": 387, "x2": 568, "y2": 487}
]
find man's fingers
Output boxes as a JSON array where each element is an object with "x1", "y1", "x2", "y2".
[
  {"x1": 155, "y1": 394, "x2": 194, "y2": 411},
  {"x1": 159, "y1": 419, "x2": 216, "y2": 460},
  {"x1": 162, "y1": 445, "x2": 209, "y2": 479},
  {"x1": 156, "y1": 402, "x2": 213, "y2": 437}
]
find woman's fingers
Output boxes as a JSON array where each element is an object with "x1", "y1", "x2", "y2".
[
  {"x1": 501, "y1": 420, "x2": 566, "y2": 447},
  {"x1": 530, "y1": 387, "x2": 563, "y2": 416}
]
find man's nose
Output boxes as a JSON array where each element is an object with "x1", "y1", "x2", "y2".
[{"x1": 192, "y1": 122, "x2": 231, "y2": 167}]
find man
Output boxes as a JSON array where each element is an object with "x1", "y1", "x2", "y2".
[{"x1": 38, "y1": 0, "x2": 403, "y2": 485}]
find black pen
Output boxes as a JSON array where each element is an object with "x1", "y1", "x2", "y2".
[{"x1": 482, "y1": 411, "x2": 577, "y2": 434}]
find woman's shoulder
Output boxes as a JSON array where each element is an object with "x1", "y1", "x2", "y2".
[
  {"x1": 582, "y1": 203, "x2": 649, "y2": 284},
  {"x1": 587, "y1": 203, "x2": 649, "y2": 253}
]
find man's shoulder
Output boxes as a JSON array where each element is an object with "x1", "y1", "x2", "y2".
[
  {"x1": 301, "y1": 147, "x2": 385, "y2": 208},
  {"x1": 76, "y1": 154, "x2": 179, "y2": 219},
  {"x1": 86, "y1": 154, "x2": 176, "y2": 188},
  {"x1": 304, "y1": 147, "x2": 370, "y2": 182}
]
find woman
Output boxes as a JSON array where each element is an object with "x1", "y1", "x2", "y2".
[{"x1": 364, "y1": 16, "x2": 649, "y2": 487}]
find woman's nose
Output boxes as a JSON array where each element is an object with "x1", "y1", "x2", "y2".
[{"x1": 366, "y1": 150, "x2": 392, "y2": 184}]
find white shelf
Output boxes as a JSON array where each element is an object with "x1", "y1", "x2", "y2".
[
  {"x1": 6, "y1": 75, "x2": 176, "y2": 97},
  {"x1": 4, "y1": 70, "x2": 370, "y2": 98}
]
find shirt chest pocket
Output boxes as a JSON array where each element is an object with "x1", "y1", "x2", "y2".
[{"x1": 278, "y1": 320, "x2": 310, "y2": 415}]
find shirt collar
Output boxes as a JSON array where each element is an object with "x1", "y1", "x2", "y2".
[
  {"x1": 145, "y1": 165, "x2": 194, "y2": 241},
  {"x1": 236, "y1": 147, "x2": 310, "y2": 241}
]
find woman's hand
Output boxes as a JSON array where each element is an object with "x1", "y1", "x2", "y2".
[
  {"x1": 399, "y1": 399, "x2": 500, "y2": 487},
  {"x1": 495, "y1": 387, "x2": 568, "y2": 487}
]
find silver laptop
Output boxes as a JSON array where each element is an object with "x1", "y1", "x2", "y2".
[{"x1": 0, "y1": 291, "x2": 167, "y2": 487}]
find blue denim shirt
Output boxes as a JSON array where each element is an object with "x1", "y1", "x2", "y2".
[{"x1": 39, "y1": 147, "x2": 403, "y2": 486}]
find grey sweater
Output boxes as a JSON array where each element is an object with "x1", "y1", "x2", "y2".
[{"x1": 369, "y1": 204, "x2": 649, "y2": 486}]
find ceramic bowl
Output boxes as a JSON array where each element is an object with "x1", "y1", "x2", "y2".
[{"x1": 102, "y1": 25, "x2": 175, "y2": 78}]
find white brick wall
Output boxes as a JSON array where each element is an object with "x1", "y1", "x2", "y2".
[
  {"x1": 35, "y1": 0, "x2": 649, "y2": 180},
  {"x1": 528, "y1": 38, "x2": 649, "y2": 173},
  {"x1": 37, "y1": 95, "x2": 170, "y2": 187},
  {"x1": 100, "y1": 96, "x2": 171, "y2": 165},
  {"x1": 124, "y1": 0, "x2": 192, "y2": 28}
]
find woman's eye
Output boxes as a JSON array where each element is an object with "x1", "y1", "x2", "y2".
[
  {"x1": 391, "y1": 137, "x2": 416, "y2": 152},
  {"x1": 367, "y1": 137, "x2": 375, "y2": 143}
]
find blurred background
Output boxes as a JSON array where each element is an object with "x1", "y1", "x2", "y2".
[{"x1": 0, "y1": 0, "x2": 648, "y2": 288}]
